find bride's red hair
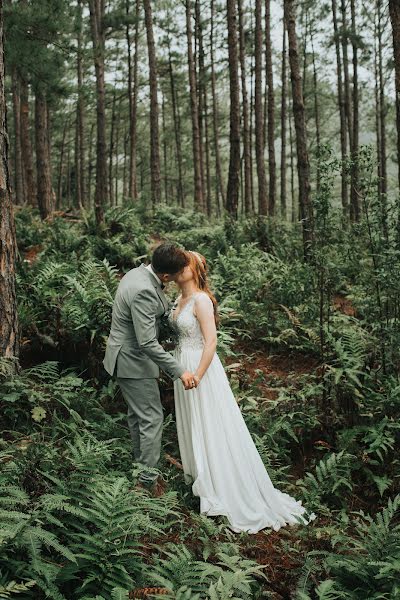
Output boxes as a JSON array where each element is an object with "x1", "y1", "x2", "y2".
[{"x1": 185, "y1": 250, "x2": 219, "y2": 326}]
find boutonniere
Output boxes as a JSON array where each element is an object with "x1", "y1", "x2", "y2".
[{"x1": 158, "y1": 301, "x2": 180, "y2": 348}]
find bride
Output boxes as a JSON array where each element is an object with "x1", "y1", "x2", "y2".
[{"x1": 168, "y1": 249, "x2": 316, "y2": 534}]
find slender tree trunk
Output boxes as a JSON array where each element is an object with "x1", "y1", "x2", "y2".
[
  {"x1": 309, "y1": 18, "x2": 321, "y2": 192},
  {"x1": 88, "y1": 0, "x2": 107, "y2": 225},
  {"x1": 389, "y1": 0, "x2": 400, "y2": 194},
  {"x1": 289, "y1": 95, "x2": 296, "y2": 222},
  {"x1": 265, "y1": 0, "x2": 276, "y2": 215},
  {"x1": 186, "y1": 0, "x2": 204, "y2": 211},
  {"x1": 161, "y1": 89, "x2": 168, "y2": 203},
  {"x1": 143, "y1": 0, "x2": 161, "y2": 208},
  {"x1": 0, "y1": 1, "x2": 19, "y2": 368},
  {"x1": 35, "y1": 89, "x2": 53, "y2": 219},
  {"x1": 126, "y1": 0, "x2": 139, "y2": 201},
  {"x1": 123, "y1": 127, "x2": 128, "y2": 199},
  {"x1": 167, "y1": 34, "x2": 184, "y2": 207},
  {"x1": 195, "y1": 0, "x2": 207, "y2": 213},
  {"x1": 76, "y1": 0, "x2": 85, "y2": 209},
  {"x1": 108, "y1": 88, "x2": 116, "y2": 206},
  {"x1": 255, "y1": 0, "x2": 268, "y2": 214},
  {"x1": 332, "y1": 0, "x2": 349, "y2": 217},
  {"x1": 20, "y1": 75, "x2": 35, "y2": 207},
  {"x1": 350, "y1": 0, "x2": 360, "y2": 222},
  {"x1": 284, "y1": 0, "x2": 314, "y2": 258},
  {"x1": 341, "y1": 0, "x2": 353, "y2": 161},
  {"x1": 238, "y1": 0, "x2": 251, "y2": 215},
  {"x1": 280, "y1": 17, "x2": 287, "y2": 220},
  {"x1": 88, "y1": 122, "x2": 94, "y2": 207},
  {"x1": 57, "y1": 118, "x2": 68, "y2": 209},
  {"x1": 203, "y1": 79, "x2": 212, "y2": 217},
  {"x1": 377, "y1": 0, "x2": 387, "y2": 197},
  {"x1": 226, "y1": 0, "x2": 241, "y2": 218},
  {"x1": 210, "y1": 0, "x2": 224, "y2": 213}
]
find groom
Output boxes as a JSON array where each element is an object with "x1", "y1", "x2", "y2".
[{"x1": 103, "y1": 243, "x2": 197, "y2": 495}]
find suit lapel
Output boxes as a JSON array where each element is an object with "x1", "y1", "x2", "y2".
[{"x1": 140, "y1": 263, "x2": 169, "y2": 313}]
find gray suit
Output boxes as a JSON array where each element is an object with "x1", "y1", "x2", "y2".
[{"x1": 103, "y1": 263, "x2": 185, "y2": 484}]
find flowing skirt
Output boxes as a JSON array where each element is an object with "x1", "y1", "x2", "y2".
[{"x1": 172, "y1": 347, "x2": 316, "y2": 534}]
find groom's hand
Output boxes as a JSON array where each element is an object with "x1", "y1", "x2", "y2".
[{"x1": 180, "y1": 371, "x2": 197, "y2": 390}]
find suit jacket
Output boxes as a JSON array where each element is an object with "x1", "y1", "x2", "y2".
[{"x1": 103, "y1": 263, "x2": 185, "y2": 380}]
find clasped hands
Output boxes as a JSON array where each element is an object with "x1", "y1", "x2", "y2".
[{"x1": 180, "y1": 370, "x2": 201, "y2": 390}]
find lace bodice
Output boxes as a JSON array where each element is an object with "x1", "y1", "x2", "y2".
[{"x1": 168, "y1": 292, "x2": 206, "y2": 352}]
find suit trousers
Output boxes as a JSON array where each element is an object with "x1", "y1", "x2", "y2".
[{"x1": 116, "y1": 376, "x2": 163, "y2": 484}]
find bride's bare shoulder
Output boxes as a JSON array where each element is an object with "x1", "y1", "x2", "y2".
[{"x1": 193, "y1": 291, "x2": 214, "y2": 313}]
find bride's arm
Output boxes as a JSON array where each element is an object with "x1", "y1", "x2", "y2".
[{"x1": 193, "y1": 293, "x2": 217, "y2": 382}]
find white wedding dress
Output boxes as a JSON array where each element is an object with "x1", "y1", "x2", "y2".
[{"x1": 169, "y1": 291, "x2": 316, "y2": 534}]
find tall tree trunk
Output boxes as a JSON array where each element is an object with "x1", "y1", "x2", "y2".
[
  {"x1": 20, "y1": 75, "x2": 36, "y2": 207},
  {"x1": 126, "y1": 0, "x2": 139, "y2": 201},
  {"x1": 143, "y1": 0, "x2": 161, "y2": 208},
  {"x1": 167, "y1": 33, "x2": 184, "y2": 207},
  {"x1": 57, "y1": 118, "x2": 68, "y2": 209},
  {"x1": 389, "y1": 0, "x2": 400, "y2": 195},
  {"x1": 238, "y1": 0, "x2": 251, "y2": 215},
  {"x1": 340, "y1": 0, "x2": 353, "y2": 164},
  {"x1": 332, "y1": 0, "x2": 349, "y2": 217},
  {"x1": 35, "y1": 89, "x2": 53, "y2": 219},
  {"x1": 210, "y1": 0, "x2": 224, "y2": 213},
  {"x1": 161, "y1": 89, "x2": 168, "y2": 203},
  {"x1": 350, "y1": 0, "x2": 360, "y2": 222},
  {"x1": 186, "y1": 0, "x2": 204, "y2": 211},
  {"x1": 226, "y1": 0, "x2": 241, "y2": 218},
  {"x1": 88, "y1": 122, "x2": 95, "y2": 207},
  {"x1": 377, "y1": 0, "x2": 387, "y2": 198},
  {"x1": 108, "y1": 88, "x2": 116, "y2": 206},
  {"x1": 11, "y1": 67, "x2": 23, "y2": 205},
  {"x1": 75, "y1": 0, "x2": 85, "y2": 209},
  {"x1": 255, "y1": 0, "x2": 268, "y2": 214},
  {"x1": 309, "y1": 17, "x2": 321, "y2": 192},
  {"x1": 0, "y1": 0, "x2": 19, "y2": 368},
  {"x1": 265, "y1": 0, "x2": 276, "y2": 215},
  {"x1": 289, "y1": 94, "x2": 296, "y2": 222},
  {"x1": 280, "y1": 17, "x2": 287, "y2": 220},
  {"x1": 195, "y1": 0, "x2": 207, "y2": 213},
  {"x1": 284, "y1": 0, "x2": 314, "y2": 258},
  {"x1": 88, "y1": 0, "x2": 107, "y2": 225}
]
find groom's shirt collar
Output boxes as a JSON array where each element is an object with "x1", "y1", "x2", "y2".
[{"x1": 145, "y1": 263, "x2": 163, "y2": 287}]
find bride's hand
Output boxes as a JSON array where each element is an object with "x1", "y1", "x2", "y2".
[{"x1": 193, "y1": 373, "x2": 201, "y2": 387}]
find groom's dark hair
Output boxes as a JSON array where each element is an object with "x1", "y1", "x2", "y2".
[{"x1": 151, "y1": 243, "x2": 189, "y2": 274}]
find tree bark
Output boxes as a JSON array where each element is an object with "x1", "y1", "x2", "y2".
[
  {"x1": 88, "y1": 0, "x2": 107, "y2": 225},
  {"x1": 377, "y1": 0, "x2": 387, "y2": 198},
  {"x1": 350, "y1": 0, "x2": 360, "y2": 222},
  {"x1": 0, "y1": 0, "x2": 19, "y2": 368},
  {"x1": 20, "y1": 75, "x2": 36, "y2": 207},
  {"x1": 35, "y1": 89, "x2": 53, "y2": 219},
  {"x1": 280, "y1": 17, "x2": 287, "y2": 220},
  {"x1": 265, "y1": 0, "x2": 276, "y2": 215},
  {"x1": 389, "y1": 0, "x2": 400, "y2": 193},
  {"x1": 255, "y1": 0, "x2": 268, "y2": 214},
  {"x1": 332, "y1": 0, "x2": 349, "y2": 217},
  {"x1": 143, "y1": 0, "x2": 161, "y2": 208},
  {"x1": 210, "y1": 0, "x2": 224, "y2": 214},
  {"x1": 185, "y1": 0, "x2": 204, "y2": 211},
  {"x1": 167, "y1": 32, "x2": 184, "y2": 207},
  {"x1": 238, "y1": 0, "x2": 251, "y2": 215},
  {"x1": 284, "y1": 0, "x2": 314, "y2": 258},
  {"x1": 126, "y1": 0, "x2": 139, "y2": 201},
  {"x1": 75, "y1": 0, "x2": 86, "y2": 209},
  {"x1": 226, "y1": 0, "x2": 241, "y2": 218}
]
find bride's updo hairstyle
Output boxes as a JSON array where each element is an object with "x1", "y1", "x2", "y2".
[{"x1": 186, "y1": 250, "x2": 219, "y2": 327}]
